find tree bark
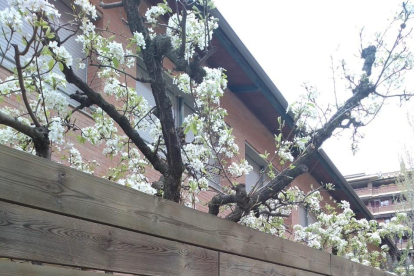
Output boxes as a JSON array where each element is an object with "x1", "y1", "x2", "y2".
[
  {"x1": 0, "y1": 111, "x2": 50, "y2": 159},
  {"x1": 124, "y1": 0, "x2": 185, "y2": 201}
]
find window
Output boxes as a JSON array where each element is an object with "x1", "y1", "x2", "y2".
[
  {"x1": 136, "y1": 60, "x2": 196, "y2": 143},
  {"x1": 177, "y1": 97, "x2": 221, "y2": 190},
  {"x1": 371, "y1": 200, "x2": 380, "y2": 207},
  {"x1": 381, "y1": 199, "x2": 390, "y2": 207},
  {"x1": 179, "y1": 99, "x2": 195, "y2": 142},
  {"x1": 245, "y1": 144, "x2": 268, "y2": 192},
  {"x1": 299, "y1": 205, "x2": 317, "y2": 227},
  {"x1": 136, "y1": 80, "x2": 180, "y2": 142},
  {"x1": 384, "y1": 218, "x2": 391, "y2": 224},
  {"x1": 0, "y1": 0, "x2": 87, "y2": 105}
]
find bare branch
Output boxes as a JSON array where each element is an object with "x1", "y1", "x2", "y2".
[{"x1": 100, "y1": 0, "x2": 124, "y2": 9}]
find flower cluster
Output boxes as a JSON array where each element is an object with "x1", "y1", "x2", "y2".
[
  {"x1": 228, "y1": 160, "x2": 252, "y2": 177},
  {"x1": 293, "y1": 200, "x2": 409, "y2": 268},
  {"x1": 241, "y1": 186, "x2": 325, "y2": 236},
  {"x1": 145, "y1": 6, "x2": 167, "y2": 25},
  {"x1": 167, "y1": 11, "x2": 218, "y2": 60},
  {"x1": 49, "y1": 41, "x2": 73, "y2": 67},
  {"x1": 74, "y1": 0, "x2": 97, "y2": 20},
  {"x1": 0, "y1": 7, "x2": 22, "y2": 31},
  {"x1": 9, "y1": 0, "x2": 61, "y2": 18},
  {"x1": 133, "y1": 32, "x2": 146, "y2": 49}
]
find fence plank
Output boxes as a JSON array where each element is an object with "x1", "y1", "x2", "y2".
[
  {"x1": 220, "y1": 253, "x2": 323, "y2": 276},
  {"x1": 0, "y1": 261, "x2": 107, "y2": 276},
  {"x1": 0, "y1": 145, "x2": 331, "y2": 275},
  {"x1": 331, "y1": 255, "x2": 390, "y2": 276},
  {"x1": 0, "y1": 201, "x2": 218, "y2": 276}
]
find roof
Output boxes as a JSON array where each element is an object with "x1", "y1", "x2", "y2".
[{"x1": 346, "y1": 171, "x2": 401, "y2": 184}]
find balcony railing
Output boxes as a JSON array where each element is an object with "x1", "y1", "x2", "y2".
[
  {"x1": 354, "y1": 185, "x2": 403, "y2": 198},
  {"x1": 354, "y1": 187, "x2": 372, "y2": 197},
  {"x1": 367, "y1": 203, "x2": 412, "y2": 215},
  {"x1": 395, "y1": 239, "x2": 413, "y2": 251}
]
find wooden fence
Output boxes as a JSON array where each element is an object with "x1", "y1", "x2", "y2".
[{"x1": 0, "y1": 145, "x2": 391, "y2": 275}]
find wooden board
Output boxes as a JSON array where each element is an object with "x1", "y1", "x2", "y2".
[
  {"x1": 0, "y1": 261, "x2": 108, "y2": 276},
  {"x1": 0, "y1": 201, "x2": 218, "y2": 276},
  {"x1": 220, "y1": 253, "x2": 323, "y2": 276},
  {"x1": 0, "y1": 145, "x2": 331, "y2": 275},
  {"x1": 331, "y1": 255, "x2": 391, "y2": 276}
]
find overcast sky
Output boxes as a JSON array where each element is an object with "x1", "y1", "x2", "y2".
[{"x1": 215, "y1": 0, "x2": 414, "y2": 176}]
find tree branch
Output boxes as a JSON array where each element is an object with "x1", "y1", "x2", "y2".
[
  {"x1": 12, "y1": 44, "x2": 41, "y2": 128},
  {"x1": 99, "y1": 0, "x2": 124, "y2": 9},
  {"x1": 62, "y1": 63, "x2": 169, "y2": 175},
  {"x1": 210, "y1": 77, "x2": 376, "y2": 221},
  {"x1": 0, "y1": 111, "x2": 50, "y2": 158},
  {"x1": 123, "y1": 0, "x2": 186, "y2": 201}
]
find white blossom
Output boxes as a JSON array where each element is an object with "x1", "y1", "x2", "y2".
[
  {"x1": 133, "y1": 32, "x2": 146, "y2": 49},
  {"x1": 0, "y1": 7, "x2": 22, "y2": 31},
  {"x1": 228, "y1": 160, "x2": 252, "y2": 177},
  {"x1": 74, "y1": 0, "x2": 97, "y2": 20},
  {"x1": 145, "y1": 6, "x2": 167, "y2": 25},
  {"x1": 48, "y1": 41, "x2": 73, "y2": 67}
]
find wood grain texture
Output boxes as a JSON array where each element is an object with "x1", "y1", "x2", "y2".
[
  {"x1": 331, "y1": 255, "x2": 391, "y2": 276},
  {"x1": 0, "y1": 145, "x2": 331, "y2": 275},
  {"x1": 219, "y1": 253, "x2": 323, "y2": 276},
  {"x1": 0, "y1": 261, "x2": 107, "y2": 276},
  {"x1": 0, "y1": 201, "x2": 218, "y2": 276}
]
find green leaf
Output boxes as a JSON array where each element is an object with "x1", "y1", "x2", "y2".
[
  {"x1": 48, "y1": 59, "x2": 55, "y2": 70},
  {"x1": 58, "y1": 62, "x2": 64, "y2": 71},
  {"x1": 77, "y1": 136, "x2": 86, "y2": 144},
  {"x1": 191, "y1": 122, "x2": 198, "y2": 135},
  {"x1": 184, "y1": 125, "x2": 191, "y2": 134},
  {"x1": 112, "y1": 57, "x2": 119, "y2": 68},
  {"x1": 192, "y1": 6, "x2": 200, "y2": 13},
  {"x1": 41, "y1": 47, "x2": 51, "y2": 56}
]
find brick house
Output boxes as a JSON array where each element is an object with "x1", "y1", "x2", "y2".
[{"x1": 0, "y1": 0, "x2": 396, "y2": 251}]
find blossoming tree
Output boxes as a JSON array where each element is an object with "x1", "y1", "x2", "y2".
[{"x1": 0, "y1": 0, "x2": 413, "y2": 270}]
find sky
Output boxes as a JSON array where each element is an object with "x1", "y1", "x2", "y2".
[{"x1": 214, "y1": 0, "x2": 414, "y2": 176}]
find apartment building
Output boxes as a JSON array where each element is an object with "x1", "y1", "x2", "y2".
[{"x1": 347, "y1": 172, "x2": 411, "y2": 250}]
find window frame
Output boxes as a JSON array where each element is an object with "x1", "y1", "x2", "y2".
[
  {"x1": 245, "y1": 143, "x2": 269, "y2": 192},
  {"x1": 298, "y1": 205, "x2": 317, "y2": 227}
]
